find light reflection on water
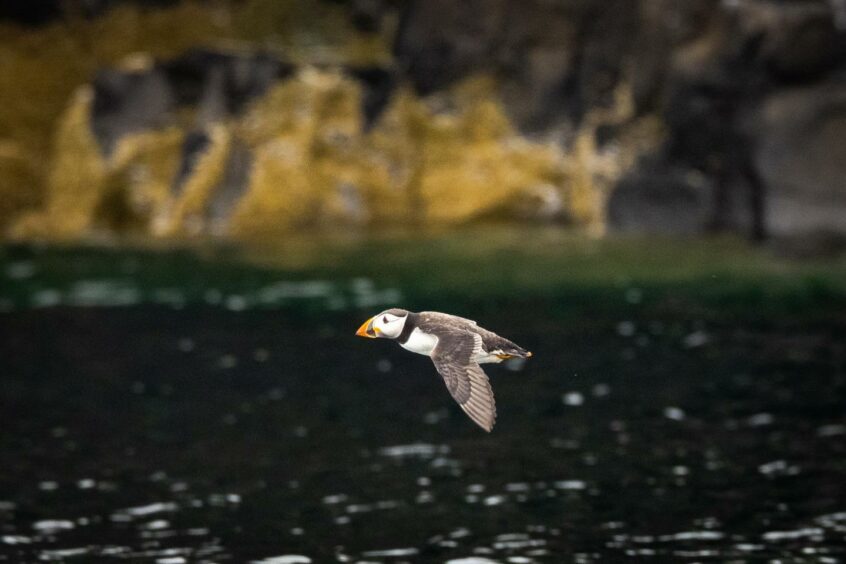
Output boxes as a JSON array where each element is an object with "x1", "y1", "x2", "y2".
[{"x1": 11, "y1": 277, "x2": 403, "y2": 312}]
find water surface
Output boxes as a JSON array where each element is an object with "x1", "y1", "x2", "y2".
[{"x1": 1, "y1": 235, "x2": 845, "y2": 562}]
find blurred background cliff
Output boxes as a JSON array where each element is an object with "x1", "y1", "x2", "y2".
[{"x1": 1, "y1": 0, "x2": 844, "y2": 247}]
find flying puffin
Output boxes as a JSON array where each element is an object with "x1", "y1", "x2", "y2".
[{"x1": 356, "y1": 309, "x2": 532, "y2": 432}]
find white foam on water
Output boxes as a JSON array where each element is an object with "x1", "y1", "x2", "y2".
[
  {"x1": 378, "y1": 443, "x2": 450, "y2": 458},
  {"x1": 762, "y1": 527, "x2": 824, "y2": 541},
  {"x1": 32, "y1": 289, "x2": 62, "y2": 307},
  {"x1": 746, "y1": 413, "x2": 774, "y2": 427},
  {"x1": 450, "y1": 527, "x2": 471, "y2": 538},
  {"x1": 496, "y1": 533, "x2": 529, "y2": 542},
  {"x1": 734, "y1": 543, "x2": 763, "y2": 552},
  {"x1": 683, "y1": 330, "x2": 710, "y2": 348},
  {"x1": 322, "y1": 494, "x2": 348, "y2": 505},
  {"x1": 562, "y1": 392, "x2": 584, "y2": 406},
  {"x1": 554, "y1": 480, "x2": 586, "y2": 490},
  {"x1": 257, "y1": 281, "x2": 334, "y2": 303},
  {"x1": 445, "y1": 558, "x2": 500, "y2": 564},
  {"x1": 758, "y1": 460, "x2": 800, "y2": 476},
  {"x1": 112, "y1": 501, "x2": 178, "y2": 521},
  {"x1": 361, "y1": 547, "x2": 419, "y2": 557},
  {"x1": 6, "y1": 261, "x2": 36, "y2": 279},
  {"x1": 252, "y1": 557, "x2": 312, "y2": 564},
  {"x1": 659, "y1": 530, "x2": 724, "y2": 541},
  {"x1": 663, "y1": 406, "x2": 686, "y2": 421},
  {"x1": 592, "y1": 383, "x2": 611, "y2": 397},
  {"x1": 483, "y1": 495, "x2": 506, "y2": 506},
  {"x1": 493, "y1": 537, "x2": 546, "y2": 550},
  {"x1": 617, "y1": 321, "x2": 636, "y2": 337},
  {"x1": 2, "y1": 535, "x2": 31, "y2": 545},
  {"x1": 66, "y1": 280, "x2": 141, "y2": 307},
  {"x1": 673, "y1": 549, "x2": 720, "y2": 558},
  {"x1": 817, "y1": 424, "x2": 846, "y2": 437},
  {"x1": 32, "y1": 520, "x2": 75, "y2": 534},
  {"x1": 38, "y1": 547, "x2": 89, "y2": 560},
  {"x1": 816, "y1": 511, "x2": 846, "y2": 527},
  {"x1": 152, "y1": 288, "x2": 185, "y2": 307}
]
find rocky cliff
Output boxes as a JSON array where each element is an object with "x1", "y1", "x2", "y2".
[{"x1": 1, "y1": 0, "x2": 844, "y2": 242}]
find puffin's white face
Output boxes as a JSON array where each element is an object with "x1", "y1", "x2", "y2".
[{"x1": 356, "y1": 309, "x2": 409, "y2": 339}]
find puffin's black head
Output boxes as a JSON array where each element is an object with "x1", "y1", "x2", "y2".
[{"x1": 356, "y1": 309, "x2": 410, "y2": 339}]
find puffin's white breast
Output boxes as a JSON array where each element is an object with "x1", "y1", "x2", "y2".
[{"x1": 399, "y1": 327, "x2": 439, "y2": 356}]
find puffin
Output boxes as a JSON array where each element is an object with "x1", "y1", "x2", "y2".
[{"x1": 356, "y1": 308, "x2": 532, "y2": 432}]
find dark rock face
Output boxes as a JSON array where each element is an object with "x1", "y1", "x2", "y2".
[
  {"x1": 159, "y1": 50, "x2": 295, "y2": 117},
  {"x1": 91, "y1": 66, "x2": 175, "y2": 155},
  {"x1": 348, "y1": 66, "x2": 397, "y2": 128},
  {"x1": 207, "y1": 141, "x2": 252, "y2": 234},
  {"x1": 90, "y1": 49, "x2": 396, "y2": 157},
  {"x1": 394, "y1": 0, "x2": 639, "y2": 127},
  {"x1": 607, "y1": 167, "x2": 713, "y2": 235},
  {"x1": 393, "y1": 0, "x2": 846, "y2": 239},
  {"x1": 91, "y1": 50, "x2": 296, "y2": 156},
  {"x1": 756, "y1": 80, "x2": 846, "y2": 237}
]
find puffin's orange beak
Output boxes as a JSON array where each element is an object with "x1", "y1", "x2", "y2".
[{"x1": 356, "y1": 317, "x2": 380, "y2": 338}]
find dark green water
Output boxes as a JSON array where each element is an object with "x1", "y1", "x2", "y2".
[{"x1": 1, "y1": 232, "x2": 845, "y2": 563}]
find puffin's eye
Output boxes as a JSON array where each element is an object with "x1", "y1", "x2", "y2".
[{"x1": 382, "y1": 316, "x2": 389, "y2": 323}]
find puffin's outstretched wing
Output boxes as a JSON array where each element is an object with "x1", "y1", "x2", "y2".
[{"x1": 430, "y1": 331, "x2": 496, "y2": 432}]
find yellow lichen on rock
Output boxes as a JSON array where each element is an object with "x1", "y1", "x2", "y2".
[
  {"x1": 0, "y1": 142, "x2": 41, "y2": 231},
  {"x1": 233, "y1": 70, "x2": 567, "y2": 235},
  {"x1": 229, "y1": 140, "x2": 318, "y2": 237},
  {"x1": 560, "y1": 82, "x2": 665, "y2": 235},
  {"x1": 109, "y1": 126, "x2": 185, "y2": 231},
  {"x1": 11, "y1": 87, "x2": 107, "y2": 239},
  {"x1": 363, "y1": 88, "x2": 430, "y2": 223},
  {"x1": 0, "y1": 0, "x2": 393, "y2": 235},
  {"x1": 5, "y1": 53, "x2": 655, "y2": 241},
  {"x1": 0, "y1": 2, "x2": 227, "y2": 232},
  {"x1": 414, "y1": 77, "x2": 564, "y2": 224},
  {"x1": 232, "y1": 68, "x2": 376, "y2": 237},
  {"x1": 231, "y1": 70, "x2": 571, "y2": 234},
  {"x1": 10, "y1": 89, "x2": 189, "y2": 239},
  {"x1": 232, "y1": 70, "x2": 336, "y2": 236}
]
